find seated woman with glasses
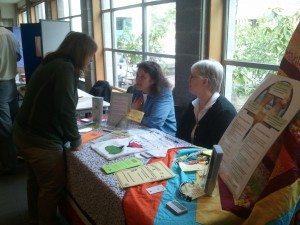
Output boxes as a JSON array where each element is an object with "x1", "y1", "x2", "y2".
[
  {"x1": 131, "y1": 61, "x2": 177, "y2": 136},
  {"x1": 176, "y1": 59, "x2": 237, "y2": 149}
]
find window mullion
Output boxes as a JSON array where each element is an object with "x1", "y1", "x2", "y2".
[
  {"x1": 110, "y1": 4, "x2": 117, "y2": 86},
  {"x1": 222, "y1": 0, "x2": 230, "y2": 61},
  {"x1": 224, "y1": 60, "x2": 279, "y2": 71},
  {"x1": 142, "y1": 2, "x2": 146, "y2": 61}
]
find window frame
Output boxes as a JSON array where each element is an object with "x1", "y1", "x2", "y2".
[
  {"x1": 18, "y1": 10, "x2": 28, "y2": 24},
  {"x1": 222, "y1": 0, "x2": 280, "y2": 71},
  {"x1": 101, "y1": 0, "x2": 176, "y2": 89},
  {"x1": 56, "y1": 0, "x2": 82, "y2": 31},
  {"x1": 34, "y1": 2, "x2": 46, "y2": 21},
  {"x1": 222, "y1": 0, "x2": 282, "y2": 109}
]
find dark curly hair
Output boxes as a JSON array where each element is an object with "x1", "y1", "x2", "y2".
[{"x1": 136, "y1": 61, "x2": 171, "y2": 95}]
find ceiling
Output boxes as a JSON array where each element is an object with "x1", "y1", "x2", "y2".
[{"x1": 0, "y1": 0, "x2": 21, "y2": 4}]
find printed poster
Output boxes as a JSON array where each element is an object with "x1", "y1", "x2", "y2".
[{"x1": 219, "y1": 75, "x2": 300, "y2": 198}]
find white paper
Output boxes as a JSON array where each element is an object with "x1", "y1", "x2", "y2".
[
  {"x1": 91, "y1": 136, "x2": 146, "y2": 160},
  {"x1": 146, "y1": 184, "x2": 166, "y2": 194},
  {"x1": 219, "y1": 75, "x2": 300, "y2": 198},
  {"x1": 135, "y1": 129, "x2": 177, "y2": 157},
  {"x1": 178, "y1": 162, "x2": 207, "y2": 172},
  {"x1": 76, "y1": 89, "x2": 110, "y2": 111},
  {"x1": 107, "y1": 92, "x2": 132, "y2": 127},
  {"x1": 91, "y1": 129, "x2": 179, "y2": 160},
  {"x1": 79, "y1": 127, "x2": 93, "y2": 133}
]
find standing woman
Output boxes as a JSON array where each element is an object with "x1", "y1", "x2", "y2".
[
  {"x1": 131, "y1": 61, "x2": 177, "y2": 136},
  {"x1": 13, "y1": 32, "x2": 97, "y2": 225},
  {"x1": 176, "y1": 59, "x2": 237, "y2": 149}
]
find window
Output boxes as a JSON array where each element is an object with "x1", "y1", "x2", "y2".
[
  {"x1": 18, "y1": 11, "x2": 28, "y2": 24},
  {"x1": 101, "y1": 0, "x2": 176, "y2": 90},
  {"x1": 35, "y1": 2, "x2": 46, "y2": 21},
  {"x1": 223, "y1": 0, "x2": 300, "y2": 110},
  {"x1": 116, "y1": 17, "x2": 132, "y2": 30},
  {"x1": 57, "y1": 0, "x2": 82, "y2": 32}
]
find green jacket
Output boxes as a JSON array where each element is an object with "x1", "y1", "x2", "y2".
[{"x1": 14, "y1": 58, "x2": 81, "y2": 150}]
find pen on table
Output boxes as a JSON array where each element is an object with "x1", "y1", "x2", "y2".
[
  {"x1": 164, "y1": 135, "x2": 179, "y2": 144},
  {"x1": 102, "y1": 128, "x2": 113, "y2": 132},
  {"x1": 101, "y1": 128, "x2": 114, "y2": 133}
]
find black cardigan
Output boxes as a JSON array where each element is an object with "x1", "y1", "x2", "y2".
[{"x1": 176, "y1": 95, "x2": 237, "y2": 149}]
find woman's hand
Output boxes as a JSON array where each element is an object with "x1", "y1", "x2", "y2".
[{"x1": 132, "y1": 96, "x2": 144, "y2": 111}]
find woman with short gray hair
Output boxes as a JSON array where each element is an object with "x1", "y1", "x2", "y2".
[
  {"x1": 191, "y1": 59, "x2": 224, "y2": 93},
  {"x1": 176, "y1": 59, "x2": 237, "y2": 149}
]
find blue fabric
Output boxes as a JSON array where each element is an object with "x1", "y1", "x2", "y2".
[
  {"x1": 267, "y1": 200, "x2": 300, "y2": 225},
  {"x1": 154, "y1": 148, "x2": 201, "y2": 225},
  {"x1": 133, "y1": 89, "x2": 177, "y2": 136},
  {"x1": 0, "y1": 79, "x2": 18, "y2": 172}
]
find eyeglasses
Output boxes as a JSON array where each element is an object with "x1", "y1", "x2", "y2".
[
  {"x1": 189, "y1": 75, "x2": 209, "y2": 83},
  {"x1": 189, "y1": 74, "x2": 206, "y2": 79},
  {"x1": 190, "y1": 75, "x2": 200, "y2": 79}
]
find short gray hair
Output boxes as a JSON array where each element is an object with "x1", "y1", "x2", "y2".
[{"x1": 191, "y1": 59, "x2": 224, "y2": 93}]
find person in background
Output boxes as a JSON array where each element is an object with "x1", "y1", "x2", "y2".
[
  {"x1": 13, "y1": 32, "x2": 97, "y2": 225},
  {"x1": 176, "y1": 59, "x2": 237, "y2": 149},
  {"x1": 0, "y1": 21, "x2": 21, "y2": 175},
  {"x1": 131, "y1": 61, "x2": 177, "y2": 136}
]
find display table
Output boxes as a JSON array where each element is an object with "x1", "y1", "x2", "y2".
[
  {"x1": 61, "y1": 128, "x2": 193, "y2": 225},
  {"x1": 61, "y1": 126, "x2": 300, "y2": 225}
]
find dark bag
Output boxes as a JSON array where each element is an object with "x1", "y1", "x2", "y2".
[{"x1": 89, "y1": 80, "x2": 112, "y2": 103}]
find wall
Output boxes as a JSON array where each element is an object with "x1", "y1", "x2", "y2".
[
  {"x1": 0, "y1": 3, "x2": 17, "y2": 26},
  {"x1": 173, "y1": 0, "x2": 209, "y2": 107}
]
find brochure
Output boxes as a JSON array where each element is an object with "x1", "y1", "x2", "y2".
[
  {"x1": 115, "y1": 161, "x2": 175, "y2": 188},
  {"x1": 107, "y1": 92, "x2": 132, "y2": 127}
]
